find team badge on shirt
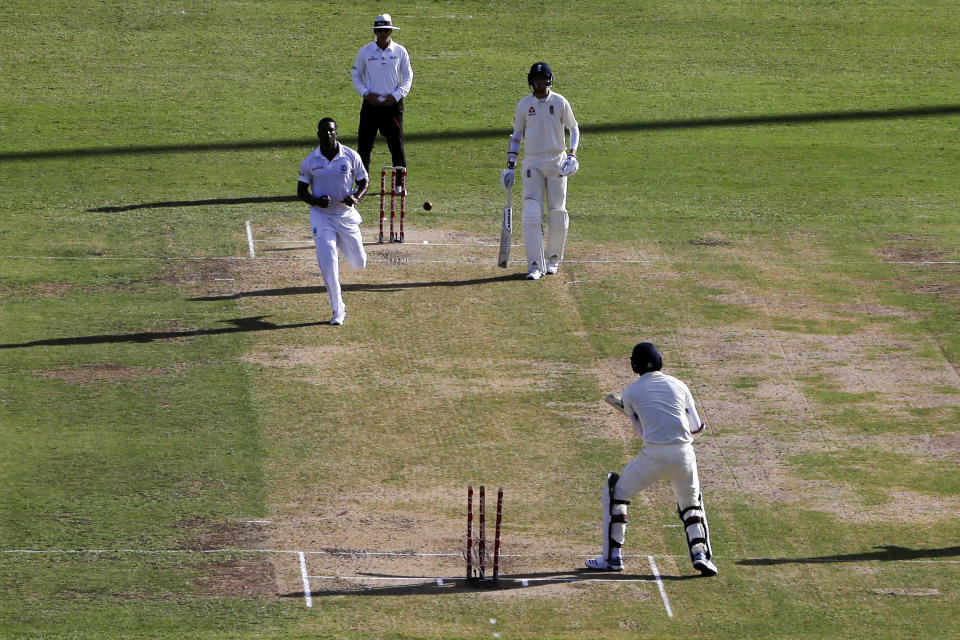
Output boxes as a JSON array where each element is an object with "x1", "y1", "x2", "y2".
[{"x1": 528, "y1": 106, "x2": 536, "y2": 115}]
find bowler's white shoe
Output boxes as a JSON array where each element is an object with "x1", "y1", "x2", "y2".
[
  {"x1": 545, "y1": 261, "x2": 559, "y2": 275},
  {"x1": 526, "y1": 269, "x2": 543, "y2": 280},
  {"x1": 585, "y1": 557, "x2": 623, "y2": 571},
  {"x1": 692, "y1": 551, "x2": 718, "y2": 576},
  {"x1": 330, "y1": 306, "x2": 346, "y2": 326}
]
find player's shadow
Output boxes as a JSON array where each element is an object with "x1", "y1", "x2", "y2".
[
  {"x1": 737, "y1": 545, "x2": 960, "y2": 566},
  {"x1": 86, "y1": 195, "x2": 299, "y2": 213},
  {"x1": 281, "y1": 568, "x2": 698, "y2": 599},
  {"x1": 2, "y1": 274, "x2": 526, "y2": 349},
  {"x1": 187, "y1": 273, "x2": 527, "y2": 301},
  {"x1": 0, "y1": 316, "x2": 327, "y2": 350}
]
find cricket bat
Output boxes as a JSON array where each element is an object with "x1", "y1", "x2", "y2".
[
  {"x1": 604, "y1": 393, "x2": 625, "y2": 413},
  {"x1": 497, "y1": 187, "x2": 512, "y2": 268}
]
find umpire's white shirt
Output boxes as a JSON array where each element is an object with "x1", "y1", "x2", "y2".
[
  {"x1": 511, "y1": 91, "x2": 578, "y2": 169},
  {"x1": 298, "y1": 144, "x2": 368, "y2": 220},
  {"x1": 621, "y1": 372, "x2": 703, "y2": 445},
  {"x1": 351, "y1": 40, "x2": 413, "y2": 101}
]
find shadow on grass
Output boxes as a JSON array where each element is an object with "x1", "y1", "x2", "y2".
[
  {"x1": 87, "y1": 195, "x2": 299, "y2": 213},
  {"x1": 7, "y1": 104, "x2": 960, "y2": 164},
  {"x1": 0, "y1": 316, "x2": 327, "y2": 349},
  {"x1": 187, "y1": 273, "x2": 527, "y2": 301},
  {"x1": 738, "y1": 545, "x2": 960, "y2": 566},
  {"x1": 50, "y1": 104, "x2": 958, "y2": 213},
  {"x1": 0, "y1": 274, "x2": 526, "y2": 349},
  {"x1": 281, "y1": 568, "x2": 701, "y2": 598}
]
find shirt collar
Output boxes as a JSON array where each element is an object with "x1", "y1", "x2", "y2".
[{"x1": 318, "y1": 143, "x2": 343, "y2": 161}]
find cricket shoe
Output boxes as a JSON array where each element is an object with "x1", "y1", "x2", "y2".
[
  {"x1": 330, "y1": 306, "x2": 346, "y2": 326},
  {"x1": 526, "y1": 269, "x2": 543, "y2": 280},
  {"x1": 545, "y1": 262, "x2": 559, "y2": 275},
  {"x1": 692, "y1": 551, "x2": 718, "y2": 577},
  {"x1": 584, "y1": 557, "x2": 624, "y2": 571}
]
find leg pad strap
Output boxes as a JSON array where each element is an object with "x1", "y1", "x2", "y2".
[{"x1": 678, "y1": 496, "x2": 713, "y2": 562}]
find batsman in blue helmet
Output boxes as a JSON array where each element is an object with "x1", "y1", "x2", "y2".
[
  {"x1": 588, "y1": 342, "x2": 719, "y2": 577},
  {"x1": 500, "y1": 62, "x2": 580, "y2": 280}
]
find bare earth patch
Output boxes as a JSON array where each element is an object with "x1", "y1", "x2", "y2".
[
  {"x1": 188, "y1": 556, "x2": 277, "y2": 599},
  {"x1": 35, "y1": 363, "x2": 186, "y2": 386},
  {"x1": 674, "y1": 327, "x2": 960, "y2": 520},
  {"x1": 870, "y1": 587, "x2": 942, "y2": 597},
  {"x1": 171, "y1": 518, "x2": 277, "y2": 599}
]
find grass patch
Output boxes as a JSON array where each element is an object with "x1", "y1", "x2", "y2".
[
  {"x1": 789, "y1": 450, "x2": 960, "y2": 504},
  {"x1": 2, "y1": 0, "x2": 958, "y2": 638}
]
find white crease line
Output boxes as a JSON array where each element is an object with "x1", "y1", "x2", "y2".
[
  {"x1": 308, "y1": 575, "x2": 656, "y2": 584},
  {"x1": 0, "y1": 256, "x2": 257, "y2": 261},
  {"x1": 298, "y1": 551, "x2": 313, "y2": 609},
  {"x1": 311, "y1": 550, "x2": 460, "y2": 557},
  {"x1": 2, "y1": 254, "x2": 954, "y2": 265},
  {"x1": 648, "y1": 555, "x2": 674, "y2": 618},
  {"x1": 6, "y1": 549, "x2": 958, "y2": 565},
  {"x1": 245, "y1": 220, "x2": 256, "y2": 258}
]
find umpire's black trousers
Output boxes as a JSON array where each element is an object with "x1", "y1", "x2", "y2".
[{"x1": 357, "y1": 99, "x2": 406, "y2": 177}]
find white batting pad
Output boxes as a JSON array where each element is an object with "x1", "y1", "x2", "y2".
[
  {"x1": 545, "y1": 210, "x2": 569, "y2": 270},
  {"x1": 601, "y1": 472, "x2": 628, "y2": 562},
  {"x1": 522, "y1": 199, "x2": 545, "y2": 273}
]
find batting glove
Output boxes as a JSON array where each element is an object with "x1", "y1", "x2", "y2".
[
  {"x1": 559, "y1": 153, "x2": 579, "y2": 177},
  {"x1": 500, "y1": 168, "x2": 515, "y2": 190}
]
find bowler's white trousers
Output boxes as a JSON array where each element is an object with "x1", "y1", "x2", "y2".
[{"x1": 309, "y1": 207, "x2": 366, "y2": 316}]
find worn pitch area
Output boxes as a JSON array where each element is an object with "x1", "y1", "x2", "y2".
[{"x1": 180, "y1": 224, "x2": 958, "y2": 601}]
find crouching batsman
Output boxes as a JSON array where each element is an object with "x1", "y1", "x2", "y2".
[{"x1": 586, "y1": 342, "x2": 718, "y2": 577}]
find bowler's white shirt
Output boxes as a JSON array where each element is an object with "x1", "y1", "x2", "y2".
[
  {"x1": 351, "y1": 40, "x2": 413, "y2": 101},
  {"x1": 298, "y1": 144, "x2": 368, "y2": 216},
  {"x1": 511, "y1": 91, "x2": 579, "y2": 163},
  {"x1": 621, "y1": 372, "x2": 703, "y2": 445}
]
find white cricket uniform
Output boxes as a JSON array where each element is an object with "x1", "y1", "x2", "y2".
[
  {"x1": 510, "y1": 90, "x2": 579, "y2": 274},
  {"x1": 298, "y1": 144, "x2": 369, "y2": 318},
  {"x1": 597, "y1": 368, "x2": 715, "y2": 571},
  {"x1": 351, "y1": 40, "x2": 413, "y2": 101},
  {"x1": 616, "y1": 371, "x2": 705, "y2": 507},
  {"x1": 511, "y1": 90, "x2": 579, "y2": 209}
]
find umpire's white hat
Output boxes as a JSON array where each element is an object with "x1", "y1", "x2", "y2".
[{"x1": 372, "y1": 14, "x2": 399, "y2": 30}]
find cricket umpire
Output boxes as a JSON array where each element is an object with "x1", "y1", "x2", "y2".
[
  {"x1": 586, "y1": 342, "x2": 719, "y2": 576},
  {"x1": 351, "y1": 13, "x2": 413, "y2": 189}
]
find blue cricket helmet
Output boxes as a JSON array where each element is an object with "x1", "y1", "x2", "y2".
[
  {"x1": 631, "y1": 342, "x2": 663, "y2": 375},
  {"x1": 527, "y1": 61, "x2": 553, "y2": 87}
]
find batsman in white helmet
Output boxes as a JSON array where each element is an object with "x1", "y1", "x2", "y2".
[
  {"x1": 587, "y1": 342, "x2": 719, "y2": 577},
  {"x1": 500, "y1": 62, "x2": 580, "y2": 280}
]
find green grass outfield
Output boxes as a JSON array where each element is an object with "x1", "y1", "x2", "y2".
[{"x1": 2, "y1": 1, "x2": 958, "y2": 638}]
